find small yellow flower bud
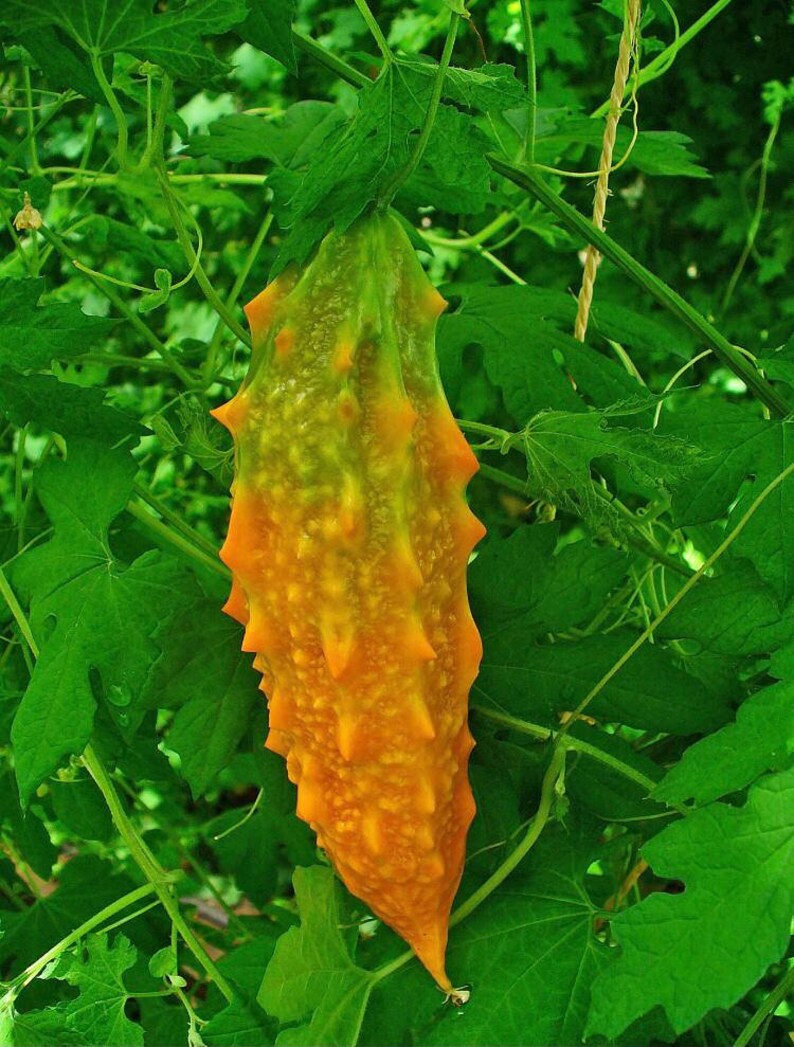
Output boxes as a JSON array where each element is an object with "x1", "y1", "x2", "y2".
[{"x1": 13, "y1": 191, "x2": 43, "y2": 231}]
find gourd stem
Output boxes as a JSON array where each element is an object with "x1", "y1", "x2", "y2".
[
  {"x1": 487, "y1": 156, "x2": 790, "y2": 418},
  {"x1": 203, "y1": 210, "x2": 274, "y2": 387},
  {"x1": 156, "y1": 168, "x2": 252, "y2": 349},
  {"x1": 377, "y1": 14, "x2": 459, "y2": 210}
]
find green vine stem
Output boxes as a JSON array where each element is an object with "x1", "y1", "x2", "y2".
[
  {"x1": 373, "y1": 745, "x2": 568, "y2": 986},
  {"x1": 156, "y1": 168, "x2": 252, "y2": 349},
  {"x1": 126, "y1": 500, "x2": 229, "y2": 578},
  {"x1": 203, "y1": 209, "x2": 274, "y2": 387},
  {"x1": 132, "y1": 481, "x2": 220, "y2": 559},
  {"x1": 37, "y1": 226, "x2": 196, "y2": 388},
  {"x1": 452, "y1": 746, "x2": 565, "y2": 923},
  {"x1": 590, "y1": 0, "x2": 734, "y2": 117},
  {"x1": 419, "y1": 208, "x2": 523, "y2": 251},
  {"x1": 0, "y1": 569, "x2": 238, "y2": 1005},
  {"x1": 475, "y1": 460, "x2": 692, "y2": 578},
  {"x1": 1, "y1": 90, "x2": 75, "y2": 170},
  {"x1": 734, "y1": 962, "x2": 794, "y2": 1047},
  {"x1": 89, "y1": 51, "x2": 128, "y2": 168},
  {"x1": 50, "y1": 171, "x2": 268, "y2": 192},
  {"x1": 12, "y1": 884, "x2": 156, "y2": 993},
  {"x1": 81, "y1": 746, "x2": 237, "y2": 1005},
  {"x1": 22, "y1": 67, "x2": 41, "y2": 176},
  {"x1": 487, "y1": 156, "x2": 790, "y2": 418},
  {"x1": 291, "y1": 30, "x2": 370, "y2": 88},
  {"x1": 140, "y1": 72, "x2": 172, "y2": 170},
  {"x1": 353, "y1": 0, "x2": 393, "y2": 62},
  {"x1": 472, "y1": 706, "x2": 664, "y2": 797},
  {"x1": 377, "y1": 13, "x2": 459, "y2": 209},
  {"x1": 562, "y1": 459, "x2": 794, "y2": 730},
  {"x1": 719, "y1": 108, "x2": 783, "y2": 316},
  {"x1": 0, "y1": 566, "x2": 37, "y2": 655},
  {"x1": 518, "y1": 0, "x2": 537, "y2": 163}
]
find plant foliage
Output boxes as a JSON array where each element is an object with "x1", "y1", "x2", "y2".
[{"x1": 0, "y1": 1, "x2": 793, "y2": 1045}]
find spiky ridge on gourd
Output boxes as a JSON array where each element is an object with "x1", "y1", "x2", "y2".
[{"x1": 212, "y1": 213, "x2": 484, "y2": 990}]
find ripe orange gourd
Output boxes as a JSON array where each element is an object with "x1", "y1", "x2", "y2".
[{"x1": 212, "y1": 213, "x2": 484, "y2": 991}]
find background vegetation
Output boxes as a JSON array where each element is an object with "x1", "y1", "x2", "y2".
[{"x1": 1, "y1": 1, "x2": 793, "y2": 1044}]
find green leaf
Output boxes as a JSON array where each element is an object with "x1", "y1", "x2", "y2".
[
  {"x1": 0, "y1": 279, "x2": 115, "y2": 371},
  {"x1": 0, "y1": 0, "x2": 248, "y2": 82},
  {"x1": 518, "y1": 409, "x2": 700, "y2": 519},
  {"x1": 476, "y1": 629, "x2": 730, "y2": 735},
  {"x1": 534, "y1": 117, "x2": 710, "y2": 178},
  {"x1": 661, "y1": 402, "x2": 794, "y2": 601},
  {"x1": 272, "y1": 62, "x2": 492, "y2": 268},
  {"x1": 362, "y1": 821, "x2": 608, "y2": 1047},
  {"x1": 587, "y1": 766, "x2": 794, "y2": 1038},
  {"x1": 657, "y1": 560, "x2": 794, "y2": 656},
  {"x1": 49, "y1": 775, "x2": 114, "y2": 842},
  {"x1": 39, "y1": 934, "x2": 145, "y2": 1046},
  {"x1": 82, "y1": 216, "x2": 184, "y2": 272},
  {"x1": 0, "y1": 371, "x2": 143, "y2": 443},
  {"x1": 10, "y1": 441, "x2": 193, "y2": 803},
  {"x1": 438, "y1": 283, "x2": 646, "y2": 421},
  {"x1": 759, "y1": 337, "x2": 794, "y2": 398},
  {"x1": 5, "y1": 1006, "x2": 83, "y2": 1046},
  {"x1": 439, "y1": 286, "x2": 584, "y2": 420},
  {"x1": 258, "y1": 866, "x2": 375, "y2": 1046},
  {"x1": 14, "y1": 27, "x2": 106, "y2": 103},
  {"x1": 400, "y1": 57, "x2": 526, "y2": 112},
  {"x1": 469, "y1": 525, "x2": 629, "y2": 639},
  {"x1": 202, "y1": 1000, "x2": 274, "y2": 1047},
  {"x1": 236, "y1": 0, "x2": 298, "y2": 73},
  {"x1": 187, "y1": 104, "x2": 346, "y2": 165},
  {"x1": 653, "y1": 679, "x2": 794, "y2": 805},
  {"x1": 144, "y1": 599, "x2": 260, "y2": 796},
  {"x1": 0, "y1": 856, "x2": 138, "y2": 971},
  {"x1": 0, "y1": 768, "x2": 57, "y2": 878}
]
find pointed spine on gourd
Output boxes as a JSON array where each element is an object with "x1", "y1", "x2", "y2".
[{"x1": 213, "y1": 213, "x2": 484, "y2": 991}]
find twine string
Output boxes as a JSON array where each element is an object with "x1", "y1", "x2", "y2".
[{"x1": 574, "y1": 0, "x2": 642, "y2": 342}]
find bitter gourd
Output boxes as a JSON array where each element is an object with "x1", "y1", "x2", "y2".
[{"x1": 212, "y1": 213, "x2": 484, "y2": 991}]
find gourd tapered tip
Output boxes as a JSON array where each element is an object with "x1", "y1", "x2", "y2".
[{"x1": 408, "y1": 918, "x2": 453, "y2": 994}]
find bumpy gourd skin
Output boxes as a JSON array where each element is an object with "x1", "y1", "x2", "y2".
[{"x1": 212, "y1": 214, "x2": 484, "y2": 990}]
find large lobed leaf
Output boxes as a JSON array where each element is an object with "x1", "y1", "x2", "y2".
[
  {"x1": 10, "y1": 442, "x2": 193, "y2": 803},
  {"x1": 588, "y1": 766, "x2": 794, "y2": 1039}
]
